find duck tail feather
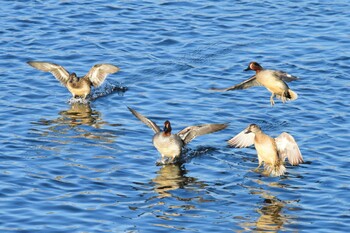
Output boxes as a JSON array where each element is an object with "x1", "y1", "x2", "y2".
[
  {"x1": 265, "y1": 163, "x2": 286, "y2": 177},
  {"x1": 288, "y1": 89, "x2": 298, "y2": 101}
]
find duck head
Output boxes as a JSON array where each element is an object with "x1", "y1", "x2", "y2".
[
  {"x1": 244, "y1": 62, "x2": 263, "y2": 72},
  {"x1": 163, "y1": 120, "x2": 172, "y2": 136},
  {"x1": 69, "y1": 72, "x2": 79, "y2": 83},
  {"x1": 245, "y1": 124, "x2": 261, "y2": 134}
]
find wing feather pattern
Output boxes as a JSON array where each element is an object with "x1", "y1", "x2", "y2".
[
  {"x1": 228, "y1": 128, "x2": 255, "y2": 148},
  {"x1": 86, "y1": 64, "x2": 120, "y2": 87},
  {"x1": 274, "y1": 71, "x2": 299, "y2": 82},
  {"x1": 127, "y1": 107, "x2": 160, "y2": 133},
  {"x1": 27, "y1": 61, "x2": 70, "y2": 86},
  {"x1": 211, "y1": 75, "x2": 261, "y2": 91},
  {"x1": 275, "y1": 132, "x2": 303, "y2": 165},
  {"x1": 178, "y1": 123, "x2": 228, "y2": 145}
]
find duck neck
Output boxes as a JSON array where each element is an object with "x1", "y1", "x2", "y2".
[
  {"x1": 254, "y1": 131, "x2": 264, "y2": 142},
  {"x1": 69, "y1": 73, "x2": 79, "y2": 83}
]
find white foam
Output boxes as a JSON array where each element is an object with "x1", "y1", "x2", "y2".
[{"x1": 68, "y1": 97, "x2": 90, "y2": 105}]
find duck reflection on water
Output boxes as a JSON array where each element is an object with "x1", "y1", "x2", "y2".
[
  {"x1": 152, "y1": 163, "x2": 207, "y2": 200},
  {"x1": 33, "y1": 103, "x2": 117, "y2": 143},
  {"x1": 58, "y1": 102, "x2": 103, "y2": 128},
  {"x1": 239, "y1": 181, "x2": 297, "y2": 232},
  {"x1": 255, "y1": 196, "x2": 285, "y2": 231},
  {"x1": 151, "y1": 146, "x2": 216, "y2": 199},
  {"x1": 153, "y1": 164, "x2": 193, "y2": 198}
]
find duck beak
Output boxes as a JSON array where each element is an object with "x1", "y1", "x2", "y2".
[
  {"x1": 245, "y1": 129, "x2": 251, "y2": 134},
  {"x1": 244, "y1": 66, "x2": 251, "y2": 71}
]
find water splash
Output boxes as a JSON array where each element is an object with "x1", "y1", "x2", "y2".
[
  {"x1": 67, "y1": 81, "x2": 128, "y2": 104},
  {"x1": 155, "y1": 146, "x2": 217, "y2": 166},
  {"x1": 89, "y1": 81, "x2": 128, "y2": 100},
  {"x1": 68, "y1": 97, "x2": 90, "y2": 105}
]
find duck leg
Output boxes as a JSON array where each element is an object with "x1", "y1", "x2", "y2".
[
  {"x1": 169, "y1": 155, "x2": 177, "y2": 164},
  {"x1": 159, "y1": 155, "x2": 167, "y2": 165},
  {"x1": 254, "y1": 163, "x2": 262, "y2": 172},
  {"x1": 270, "y1": 93, "x2": 275, "y2": 106},
  {"x1": 254, "y1": 155, "x2": 263, "y2": 172},
  {"x1": 280, "y1": 91, "x2": 287, "y2": 103}
]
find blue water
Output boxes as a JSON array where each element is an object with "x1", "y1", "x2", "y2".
[{"x1": 1, "y1": 0, "x2": 349, "y2": 232}]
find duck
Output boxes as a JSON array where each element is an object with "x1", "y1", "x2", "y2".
[
  {"x1": 228, "y1": 124, "x2": 303, "y2": 176},
  {"x1": 128, "y1": 107, "x2": 228, "y2": 163},
  {"x1": 27, "y1": 61, "x2": 120, "y2": 99},
  {"x1": 211, "y1": 62, "x2": 299, "y2": 106}
]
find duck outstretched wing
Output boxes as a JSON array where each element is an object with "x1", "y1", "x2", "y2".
[
  {"x1": 211, "y1": 75, "x2": 261, "y2": 91},
  {"x1": 275, "y1": 132, "x2": 303, "y2": 165},
  {"x1": 178, "y1": 123, "x2": 228, "y2": 145},
  {"x1": 86, "y1": 64, "x2": 120, "y2": 87},
  {"x1": 127, "y1": 107, "x2": 160, "y2": 133},
  {"x1": 27, "y1": 61, "x2": 70, "y2": 86},
  {"x1": 228, "y1": 127, "x2": 255, "y2": 148}
]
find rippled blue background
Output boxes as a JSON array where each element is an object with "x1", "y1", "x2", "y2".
[{"x1": 1, "y1": 1, "x2": 349, "y2": 232}]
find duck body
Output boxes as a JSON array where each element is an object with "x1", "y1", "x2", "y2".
[
  {"x1": 255, "y1": 69, "x2": 297, "y2": 105},
  {"x1": 66, "y1": 73, "x2": 92, "y2": 98},
  {"x1": 153, "y1": 132, "x2": 183, "y2": 159},
  {"x1": 256, "y1": 70, "x2": 289, "y2": 95},
  {"x1": 253, "y1": 129, "x2": 286, "y2": 176}
]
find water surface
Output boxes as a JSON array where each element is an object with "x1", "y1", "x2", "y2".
[{"x1": 0, "y1": 0, "x2": 349, "y2": 232}]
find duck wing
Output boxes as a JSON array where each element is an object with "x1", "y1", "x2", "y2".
[
  {"x1": 27, "y1": 61, "x2": 70, "y2": 86},
  {"x1": 127, "y1": 107, "x2": 160, "y2": 133},
  {"x1": 274, "y1": 71, "x2": 299, "y2": 82},
  {"x1": 86, "y1": 64, "x2": 120, "y2": 87},
  {"x1": 211, "y1": 75, "x2": 261, "y2": 91},
  {"x1": 177, "y1": 123, "x2": 228, "y2": 145},
  {"x1": 228, "y1": 128, "x2": 255, "y2": 148},
  {"x1": 275, "y1": 132, "x2": 303, "y2": 165}
]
